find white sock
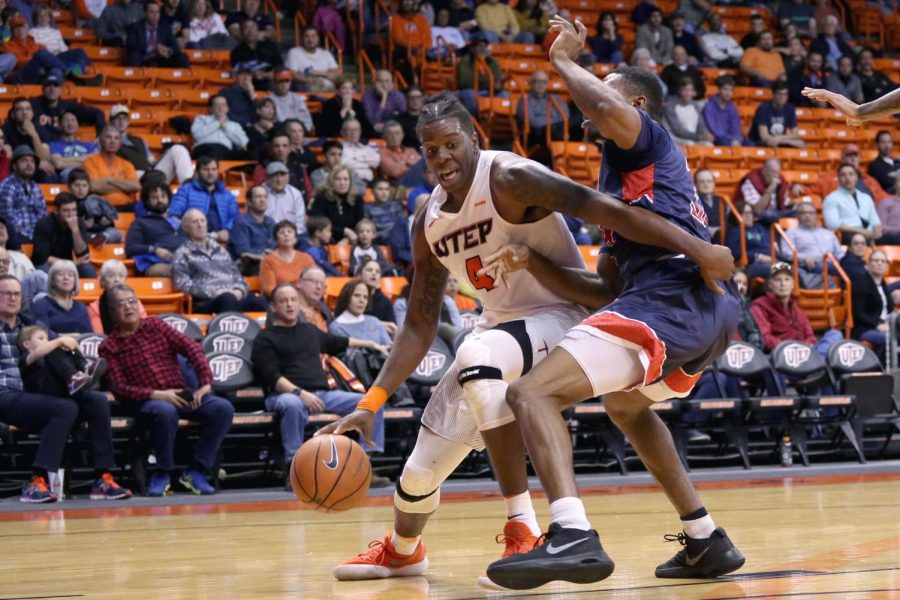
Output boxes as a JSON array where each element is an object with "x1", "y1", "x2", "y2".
[
  {"x1": 504, "y1": 491, "x2": 541, "y2": 537},
  {"x1": 390, "y1": 532, "x2": 421, "y2": 555},
  {"x1": 549, "y1": 497, "x2": 591, "y2": 531},
  {"x1": 682, "y1": 514, "x2": 716, "y2": 539}
]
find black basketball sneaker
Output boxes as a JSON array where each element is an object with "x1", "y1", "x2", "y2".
[
  {"x1": 655, "y1": 528, "x2": 745, "y2": 578},
  {"x1": 485, "y1": 522, "x2": 615, "y2": 590}
]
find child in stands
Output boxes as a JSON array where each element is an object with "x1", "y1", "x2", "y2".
[
  {"x1": 305, "y1": 215, "x2": 343, "y2": 276},
  {"x1": 18, "y1": 324, "x2": 104, "y2": 398},
  {"x1": 350, "y1": 218, "x2": 399, "y2": 276}
]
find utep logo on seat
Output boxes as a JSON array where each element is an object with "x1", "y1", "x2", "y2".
[
  {"x1": 783, "y1": 343, "x2": 812, "y2": 369},
  {"x1": 79, "y1": 336, "x2": 104, "y2": 360},
  {"x1": 212, "y1": 334, "x2": 245, "y2": 354},
  {"x1": 162, "y1": 316, "x2": 188, "y2": 333},
  {"x1": 725, "y1": 344, "x2": 755, "y2": 369},
  {"x1": 210, "y1": 356, "x2": 242, "y2": 381},
  {"x1": 838, "y1": 343, "x2": 866, "y2": 368},
  {"x1": 218, "y1": 316, "x2": 249, "y2": 334},
  {"x1": 416, "y1": 351, "x2": 446, "y2": 377}
]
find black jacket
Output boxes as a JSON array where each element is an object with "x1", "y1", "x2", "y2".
[
  {"x1": 125, "y1": 19, "x2": 181, "y2": 67},
  {"x1": 125, "y1": 212, "x2": 185, "y2": 257},
  {"x1": 29, "y1": 97, "x2": 106, "y2": 140},
  {"x1": 851, "y1": 273, "x2": 891, "y2": 338}
]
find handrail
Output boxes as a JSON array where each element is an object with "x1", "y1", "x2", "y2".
[
  {"x1": 547, "y1": 94, "x2": 568, "y2": 150},
  {"x1": 717, "y1": 196, "x2": 726, "y2": 245},
  {"x1": 424, "y1": 35, "x2": 458, "y2": 90},
  {"x1": 323, "y1": 30, "x2": 344, "y2": 72},
  {"x1": 293, "y1": 12, "x2": 307, "y2": 43},
  {"x1": 822, "y1": 251, "x2": 853, "y2": 337},
  {"x1": 720, "y1": 194, "x2": 747, "y2": 267},
  {"x1": 472, "y1": 118, "x2": 491, "y2": 150},
  {"x1": 770, "y1": 223, "x2": 800, "y2": 288},
  {"x1": 263, "y1": 0, "x2": 280, "y2": 42},
  {"x1": 393, "y1": 69, "x2": 409, "y2": 90},
  {"x1": 358, "y1": 49, "x2": 378, "y2": 95},
  {"x1": 511, "y1": 138, "x2": 527, "y2": 157},
  {"x1": 374, "y1": 0, "x2": 391, "y2": 66}
]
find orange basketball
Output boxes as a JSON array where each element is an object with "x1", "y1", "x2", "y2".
[{"x1": 290, "y1": 434, "x2": 372, "y2": 512}]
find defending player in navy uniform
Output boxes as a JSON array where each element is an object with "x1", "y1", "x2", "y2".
[
  {"x1": 485, "y1": 17, "x2": 746, "y2": 590},
  {"x1": 316, "y1": 92, "x2": 735, "y2": 585}
]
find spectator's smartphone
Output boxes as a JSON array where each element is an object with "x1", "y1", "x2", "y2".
[{"x1": 177, "y1": 390, "x2": 194, "y2": 404}]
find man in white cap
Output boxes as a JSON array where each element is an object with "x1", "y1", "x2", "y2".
[
  {"x1": 109, "y1": 103, "x2": 193, "y2": 185},
  {"x1": 263, "y1": 161, "x2": 307, "y2": 245}
]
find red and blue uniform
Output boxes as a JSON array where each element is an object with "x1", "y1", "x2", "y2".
[{"x1": 587, "y1": 111, "x2": 740, "y2": 397}]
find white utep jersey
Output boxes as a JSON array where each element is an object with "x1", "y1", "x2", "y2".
[{"x1": 423, "y1": 150, "x2": 585, "y2": 328}]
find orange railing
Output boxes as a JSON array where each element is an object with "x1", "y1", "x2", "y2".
[
  {"x1": 720, "y1": 194, "x2": 746, "y2": 267},
  {"x1": 770, "y1": 223, "x2": 800, "y2": 288},
  {"x1": 823, "y1": 252, "x2": 854, "y2": 337}
]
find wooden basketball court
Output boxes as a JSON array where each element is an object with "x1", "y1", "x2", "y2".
[{"x1": 1, "y1": 472, "x2": 899, "y2": 599}]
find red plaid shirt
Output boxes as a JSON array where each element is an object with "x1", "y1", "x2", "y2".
[{"x1": 99, "y1": 317, "x2": 213, "y2": 402}]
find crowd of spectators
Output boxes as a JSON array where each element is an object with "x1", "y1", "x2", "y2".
[{"x1": 1, "y1": 0, "x2": 900, "y2": 499}]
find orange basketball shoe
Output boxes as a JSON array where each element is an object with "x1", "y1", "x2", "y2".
[
  {"x1": 333, "y1": 534, "x2": 429, "y2": 580},
  {"x1": 477, "y1": 520, "x2": 540, "y2": 590}
]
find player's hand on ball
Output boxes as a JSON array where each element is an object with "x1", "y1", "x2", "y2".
[
  {"x1": 697, "y1": 244, "x2": 735, "y2": 296},
  {"x1": 548, "y1": 15, "x2": 586, "y2": 62},
  {"x1": 314, "y1": 409, "x2": 377, "y2": 447},
  {"x1": 479, "y1": 244, "x2": 530, "y2": 288},
  {"x1": 801, "y1": 88, "x2": 863, "y2": 126}
]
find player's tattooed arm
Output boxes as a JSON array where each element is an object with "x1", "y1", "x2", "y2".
[
  {"x1": 478, "y1": 244, "x2": 617, "y2": 310},
  {"x1": 368, "y1": 209, "x2": 449, "y2": 395},
  {"x1": 495, "y1": 159, "x2": 734, "y2": 294}
]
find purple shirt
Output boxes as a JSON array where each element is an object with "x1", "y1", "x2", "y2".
[
  {"x1": 702, "y1": 97, "x2": 744, "y2": 146},
  {"x1": 361, "y1": 90, "x2": 407, "y2": 128},
  {"x1": 877, "y1": 196, "x2": 900, "y2": 234}
]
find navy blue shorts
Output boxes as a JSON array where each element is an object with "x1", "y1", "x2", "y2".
[{"x1": 562, "y1": 258, "x2": 740, "y2": 400}]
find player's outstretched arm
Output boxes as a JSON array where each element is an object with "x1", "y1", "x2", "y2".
[
  {"x1": 802, "y1": 86, "x2": 900, "y2": 125},
  {"x1": 478, "y1": 244, "x2": 619, "y2": 310},
  {"x1": 494, "y1": 158, "x2": 734, "y2": 294},
  {"x1": 316, "y1": 211, "x2": 448, "y2": 441},
  {"x1": 547, "y1": 16, "x2": 642, "y2": 149}
]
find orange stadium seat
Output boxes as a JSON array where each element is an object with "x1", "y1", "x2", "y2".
[
  {"x1": 89, "y1": 243, "x2": 135, "y2": 273},
  {"x1": 130, "y1": 277, "x2": 190, "y2": 314},
  {"x1": 76, "y1": 87, "x2": 123, "y2": 107},
  {"x1": 103, "y1": 66, "x2": 148, "y2": 87},
  {"x1": 79, "y1": 46, "x2": 124, "y2": 64},
  {"x1": 379, "y1": 276, "x2": 407, "y2": 300},
  {"x1": 127, "y1": 88, "x2": 178, "y2": 110},
  {"x1": 328, "y1": 244, "x2": 352, "y2": 274}
]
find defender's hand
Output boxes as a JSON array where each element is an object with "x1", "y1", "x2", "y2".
[
  {"x1": 801, "y1": 88, "x2": 863, "y2": 126},
  {"x1": 695, "y1": 244, "x2": 735, "y2": 296},
  {"x1": 548, "y1": 15, "x2": 587, "y2": 63},
  {"x1": 314, "y1": 409, "x2": 376, "y2": 447}
]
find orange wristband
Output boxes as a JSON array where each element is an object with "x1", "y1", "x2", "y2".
[{"x1": 357, "y1": 386, "x2": 389, "y2": 412}]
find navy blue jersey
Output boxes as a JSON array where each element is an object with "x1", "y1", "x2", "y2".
[{"x1": 598, "y1": 111, "x2": 710, "y2": 279}]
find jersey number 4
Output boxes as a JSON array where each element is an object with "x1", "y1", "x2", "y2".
[{"x1": 465, "y1": 255, "x2": 496, "y2": 291}]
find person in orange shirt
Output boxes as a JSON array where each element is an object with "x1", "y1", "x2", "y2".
[
  {"x1": 391, "y1": 0, "x2": 430, "y2": 81},
  {"x1": 3, "y1": 15, "x2": 88, "y2": 84},
  {"x1": 739, "y1": 31, "x2": 785, "y2": 88},
  {"x1": 259, "y1": 220, "x2": 315, "y2": 297},
  {"x1": 814, "y1": 144, "x2": 889, "y2": 203},
  {"x1": 83, "y1": 128, "x2": 140, "y2": 208}
]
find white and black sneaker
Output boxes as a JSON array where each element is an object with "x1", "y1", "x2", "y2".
[
  {"x1": 655, "y1": 528, "x2": 745, "y2": 578},
  {"x1": 486, "y1": 522, "x2": 615, "y2": 590}
]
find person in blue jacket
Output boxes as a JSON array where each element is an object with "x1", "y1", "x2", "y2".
[{"x1": 168, "y1": 156, "x2": 239, "y2": 245}]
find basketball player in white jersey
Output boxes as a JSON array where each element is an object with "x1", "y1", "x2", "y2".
[{"x1": 316, "y1": 93, "x2": 734, "y2": 585}]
